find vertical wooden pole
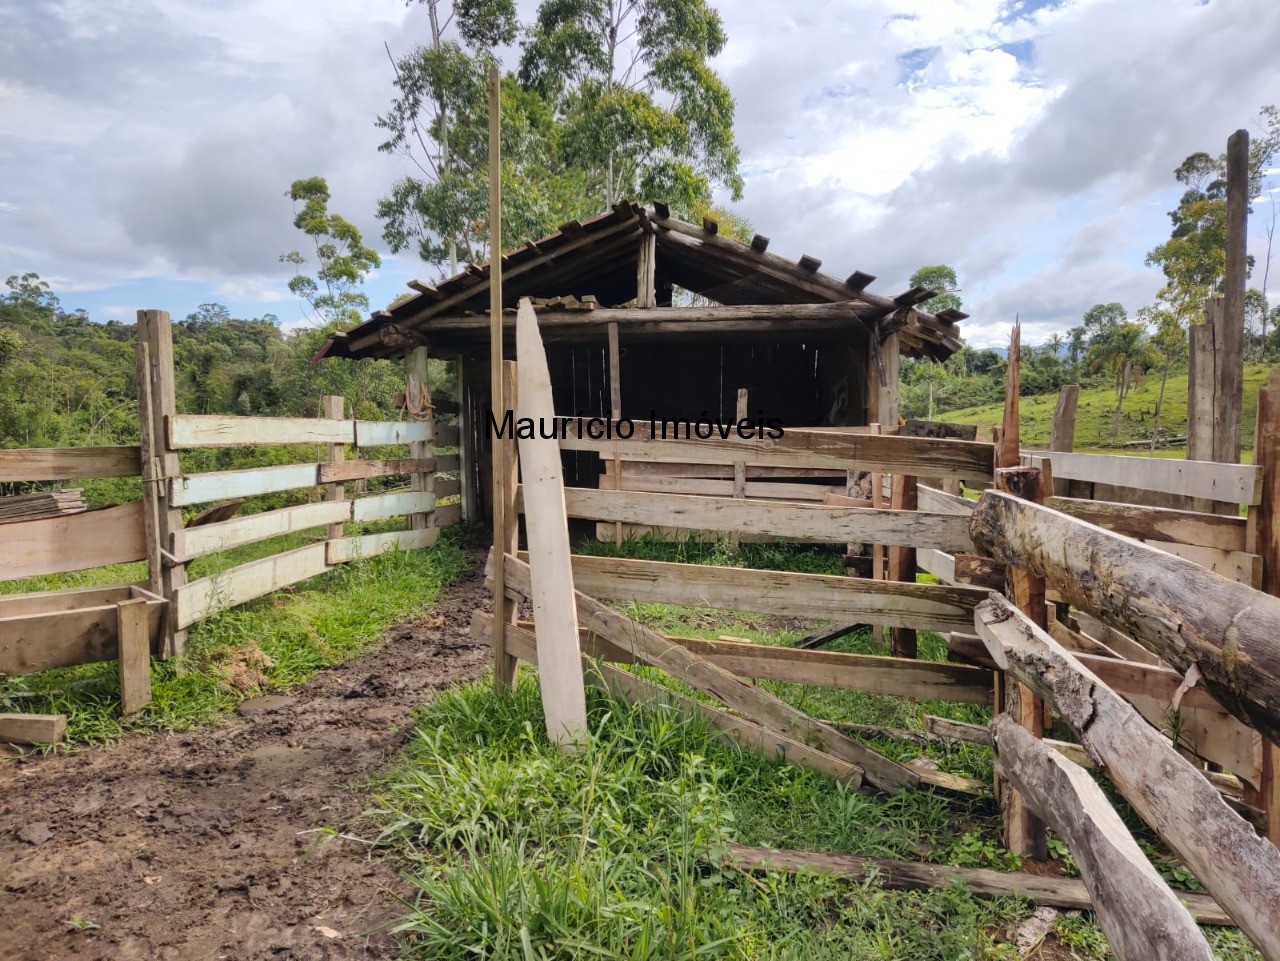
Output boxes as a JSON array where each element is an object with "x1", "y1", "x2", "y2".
[
  {"x1": 637, "y1": 231, "x2": 657, "y2": 308},
  {"x1": 876, "y1": 332, "x2": 900, "y2": 429},
  {"x1": 1245, "y1": 369, "x2": 1280, "y2": 846},
  {"x1": 405, "y1": 347, "x2": 433, "y2": 531},
  {"x1": 136, "y1": 309, "x2": 186, "y2": 658},
  {"x1": 608, "y1": 321, "x2": 623, "y2": 547},
  {"x1": 1049, "y1": 384, "x2": 1079, "y2": 497},
  {"x1": 888, "y1": 473, "x2": 918, "y2": 658},
  {"x1": 729, "y1": 388, "x2": 748, "y2": 549},
  {"x1": 1217, "y1": 129, "x2": 1249, "y2": 466},
  {"x1": 134, "y1": 340, "x2": 164, "y2": 603},
  {"x1": 868, "y1": 423, "x2": 886, "y2": 645},
  {"x1": 488, "y1": 64, "x2": 509, "y2": 692},
  {"x1": 493, "y1": 360, "x2": 520, "y2": 691},
  {"x1": 322, "y1": 395, "x2": 347, "y2": 542},
  {"x1": 116, "y1": 597, "x2": 151, "y2": 715},
  {"x1": 457, "y1": 360, "x2": 476, "y2": 522}
]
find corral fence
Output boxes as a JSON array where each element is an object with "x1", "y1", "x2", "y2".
[
  {"x1": 476, "y1": 300, "x2": 1280, "y2": 961},
  {"x1": 1, "y1": 310, "x2": 460, "y2": 743}
]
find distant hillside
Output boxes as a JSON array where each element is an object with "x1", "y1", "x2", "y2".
[{"x1": 938, "y1": 363, "x2": 1276, "y2": 454}]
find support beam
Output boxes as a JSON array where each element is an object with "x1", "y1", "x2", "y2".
[
  {"x1": 970, "y1": 490, "x2": 1280, "y2": 743},
  {"x1": 989, "y1": 715, "x2": 1215, "y2": 961},
  {"x1": 1049, "y1": 385, "x2": 1079, "y2": 497},
  {"x1": 976, "y1": 594, "x2": 1280, "y2": 957},
  {"x1": 888, "y1": 473, "x2": 918, "y2": 658},
  {"x1": 1218, "y1": 129, "x2": 1249, "y2": 465}
]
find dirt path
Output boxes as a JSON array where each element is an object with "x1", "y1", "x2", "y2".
[{"x1": 0, "y1": 556, "x2": 491, "y2": 961}]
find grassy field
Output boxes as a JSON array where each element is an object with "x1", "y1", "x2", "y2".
[
  {"x1": 372, "y1": 537, "x2": 1261, "y2": 961},
  {"x1": 938, "y1": 363, "x2": 1275, "y2": 453},
  {"x1": 0, "y1": 522, "x2": 469, "y2": 745}
]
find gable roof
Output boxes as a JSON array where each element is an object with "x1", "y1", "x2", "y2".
[{"x1": 316, "y1": 201, "x2": 966, "y2": 362}]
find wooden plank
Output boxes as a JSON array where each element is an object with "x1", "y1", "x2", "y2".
[
  {"x1": 499, "y1": 552, "x2": 919, "y2": 792},
  {"x1": 435, "y1": 452, "x2": 460, "y2": 472},
  {"x1": 537, "y1": 553, "x2": 985, "y2": 634},
  {"x1": 618, "y1": 474, "x2": 844, "y2": 501},
  {"x1": 170, "y1": 463, "x2": 320, "y2": 507},
  {"x1": 116, "y1": 598, "x2": 152, "y2": 715},
  {"x1": 167, "y1": 414, "x2": 353, "y2": 449},
  {"x1": 1219, "y1": 129, "x2": 1249, "y2": 465},
  {"x1": 322, "y1": 396, "x2": 347, "y2": 542},
  {"x1": 1149, "y1": 540, "x2": 1260, "y2": 586},
  {"x1": 175, "y1": 543, "x2": 329, "y2": 629},
  {"x1": 0, "y1": 583, "x2": 140, "y2": 617},
  {"x1": 0, "y1": 446, "x2": 140, "y2": 482},
  {"x1": 135, "y1": 340, "x2": 165, "y2": 600},
  {"x1": 493, "y1": 360, "x2": 521, "y2": 692},
  {"x1": 917, "y1": 484, "x2": 974, "y2": 516},
  {"x1": 325, "y1": 527, "x2": 438, "y2": 564},
  {"x1": 2, "y1": 501, "x2": 147, "y2": 582},
  {"x1": 1044, "y1": 496, "x2": 1247, "y2": 552},
  {"x1": 971, "y1": 490, "x2": 1280, "y2": 743},
  {"x1": 989, "y1": 715, "x2": 1215, "y2": 961},
  {"x1": 433, "y1": 477, "x2": 460, "y2": 498},
  {"x1": 1188, "y1": 320, "x2": 1216, "y2": 474},
  {"x1": 916, "y1": 548, "x2": 955, "y2": 584},
  {"x1": 976, "y1": 595, "x2": 1280, "y2": 955},
  {"x1": 888, "y1": 473, "x2": 919, "y2": 658},
  {"x1": 0, "y1": 599, "x2": 164, "y2": 675},
  {"x1": 552, "y1": 487, "x2": 974, "y2": 551},
  {"x1": 560, "y1": 423, "x2": 995, "y2": 483},
  {"x1": 515, "y1": 298, "x2": 588, "y2": 747},
  {"x1": 318, "y1": 457, "x2": 434, "y2": 483},
  {"x1": 350, "y1": 490, "x2": 435, "y2": 523},
  {"x1": 434, "y1": 423, "x2": 460, "y2": 447},
  {"x1": 171, "y1": 501, "x2": 351, "y2": 560},
  {"x1": 354, "y1": 419, "x2": 432, "y2": 447},
  {"x1": 405, "y1": 348, "x2": 434, "y2": 533},
  {"x1": 1049, "y1": 385, "x2": 1079, "y2": 497},
  {"x1": 431, "y1": 502, "x2": 462, "y2": 527},
  {"x1": 724, "y1": 843, "x2": 1233, "y2": 925},
  {"x1": 503, "y1": 618, "x2": 993, "y2": 704},
  {"x1": 0, "y1": 714, "x2": 67, "y2": 745},
  {"x1": 1026, "y1": 450, "x2": 1260, "y2": 505},
  {"x1": 476, "y1": 614, "x2": 862, "y2": 788}
]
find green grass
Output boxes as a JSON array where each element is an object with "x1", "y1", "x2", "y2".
[
  {"x1": 0, "y1": 524, "x2": 469, "y2": 745},
  {"x1": 372, "y1": 535, "x2": 1260, "y2": 960},
  {"x1": 938, "y1": 363, "x2": 1275, "y2": 453}
]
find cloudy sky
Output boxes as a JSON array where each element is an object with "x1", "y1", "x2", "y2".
[{"x1": 2, "y1": 0, "x2": 1278, "y2": 347}]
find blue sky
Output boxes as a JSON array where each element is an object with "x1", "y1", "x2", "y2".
[{"x1": 2, "y1": 0, "x2": 1278, "y2": 347}]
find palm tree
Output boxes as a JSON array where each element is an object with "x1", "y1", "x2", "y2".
[{"x1": 1087, "y1": 322, "x2": 1158, "y2": 440}]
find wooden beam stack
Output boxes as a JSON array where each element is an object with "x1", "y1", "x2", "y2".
[{"x1": 0, "y1": 488, "x2": 87, "y2": 523}]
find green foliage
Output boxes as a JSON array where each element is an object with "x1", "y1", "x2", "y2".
[{"x1": 909, "y1": 265, "x2": 962, "y2": 316}]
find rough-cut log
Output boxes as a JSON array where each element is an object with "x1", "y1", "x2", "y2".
[
  {"x1": 498, "y1": 552, "x2": 919, "y2": 792},
  {"x1": 723, "y1": 843, "x2": 1232, "y2": 924},
  {"x1": 970, "y1": 490, "x2": 1280, "y2": 743},
  {"x1": 975, "y1": 595, "x2": 1280, "y2": 957},
  {"x1": 990, "y1": 716, "x2": 1214, "y2": 961}
]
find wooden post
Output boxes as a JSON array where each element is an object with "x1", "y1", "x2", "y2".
[
  {"x1": 134, "y1": 340, "x2": 164, "y2": 604},
  {"x1": 405, "y1": 347, "x2": 433, "y2": 531},
  {"x1": 1217, "y1": 129, "x2": 1249, "y2": 466},
  {"x1": 869, "y1": 423, "x2": 886, "y2": 644},
  {"x1": 1049, "y1": 385, "x2": 1079, "y2": 497},
  {"x1": 730, "y1": 387, "x2": 748, "y2": 548},
  {"x1": 136, "y1": 309, "x2": 187, "y2": 658},
  {"x1": 488, "y1": 64, "x2": 507, "y2": 693},
  {"x1": 871, "y1": 331, "x2": 900, "y2": 429},
  {"x1": 888, "y1": 473, "x2": 918, "y2": 658},
  {"x1": 494, "y1": 360, "x2": 520, "y2": 692},
  {"x1": 116, "y1": 597, "x2": 152, "y2": 715},
  {"x1": 637, "y1": 231, "x2": 657, "y2": 308},
  {"x1": 515, "y1": 301, "x2": 588, "y2": 748},
  {"x1": 1246, "y1": 369, "x2": 1280, "y2": 846},
  {"x1": 608, "y1": 321, "x2": 623, "y2": 546},
  {"x1": 322, "y1": 395, "x2": 346, "y2": 542},
  {"x1": 457, "y1": 359, "x2": 476, "y2": 522}
]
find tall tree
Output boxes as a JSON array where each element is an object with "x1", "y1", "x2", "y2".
[
  {"x1": 909, "y1": 265, "x2": 962, "y2": 315},
  {"x1": 519, "y1": 0, "x2": 743, "y2": 215}
]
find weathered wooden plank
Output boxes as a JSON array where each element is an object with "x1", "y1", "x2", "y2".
[
  {"x1": 0, "y1": 583, "x2": 142, "y2": 617},
  {"x1": 549, "y1": 488, "x2": 974, "y2": 551},
  {"x1": 170, "y1": 463, "x2": 320, "y2": 507},
  {"x1": 499, "y1": 552, "x2": 920, "y2": 792},
  {"x1": 433, "y1": 477, "x2": 461, "y2": 498},
  {"x1": 317, "y1": 457, "x2": 434, "y2": 483},
  {"x1": 434, "y1": 452, "x2": 460, "y2": 473},
  {"x1": 175, "y1": 543, "x2": 329, "y2": 628},
  {"x1": 1149, "y1": 540, "x2": 1260, "y2": 586},
  {"x1": 0, "y1": 446, "x2": 141, "y2": 482},
  {"x1": 515, "y1": 298, "x2": 588, "y2": 748},
  {"x1": 724, "y1": 843, "x2": 1232, "y2": 925},
  {"x1": 350, "y1": 490, "x2": 436, "y2": 523},
  {"x1": 0, "y1": 713, "x2": 67, "y2": 745},
  {"x1": 1044, "y1": 496, "x2": 1248, "y2": 552},
  {"x1": 434, "y1": 423, "x2": 460, "y2": 447},
  {"x1": 917, "y1": 484, "x2": 974, "y2": 516},
  {"x1": 354, "y1": 419, "x2": 432, "y2": 447},
  {"x1": 617, "y1": 474, "x2": 844, "y2": 501},
  {"x1": 560, "y1": 422, "x2": 995, "y2": 482},
  {"x1": 167, "y1": 414, "x2": 353, "y2": 448},
  {"x1": 171, "y1": 501, "x2": 351, "y2": 560},
  {"x1": 475, "y1": 613, "x2": 862, "y2": 788},
  {"x1": 970, "y1": 490, "x2": 1280, "y2": 742},
  {"x1": 325, "y1": 527, "x2": 439, "y2": 564},
  {"x1": 916, "y1": 549, "x2": 955, "y2": 584},
  {"x1": 0, "y1": 599, "x2": 164, "y2": 675},
  {"x1": 989, "y1": 716, "x2": 1215, "y2": 961},
  {"x1": 1025, "y1": 450, "x2": 1260, "y2": 505},
  {"x1": 431, "y1": 502, "x2": 462, "y2": 527},
  {"x1": 116, "y1": 597, "x2": 152, "y2": 715},
  {"x1": 975, "y1": 595, "x2": 1280, "y2": 954},
  {"x1": 2, "y1": 501, "x2": 147, "y2": 582}
]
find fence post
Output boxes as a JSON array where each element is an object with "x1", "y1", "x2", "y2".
[
  {"x1": 136, "y1": 310, "x2": 187, "y2": 658},
  {"x1": 405, "y1": 346, "x2": 434, "y2": 532},
  {"x1": 888, "y1": 473, "x2": 918, "y2": 658},
  {"x1": 322, "y1": 395, "x2": 346, "y2": 546},
  {"x1": 494, "y1": 360, "x2": 521, "y2": 692},
  {"x1": 1049, "y1": 385, "x2": 1079, "y2": 497},
  {"x1": 457, "y1": 359, "x2": 476, "y2": 522}
]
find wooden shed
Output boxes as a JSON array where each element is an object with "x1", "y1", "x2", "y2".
[{"x1": 316, "y1": 201, "x2": 966, "y2": 519}]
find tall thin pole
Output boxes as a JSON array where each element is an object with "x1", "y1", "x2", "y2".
[{"x1": 488, "y1": 65, "x2": 508, "y2": 690}]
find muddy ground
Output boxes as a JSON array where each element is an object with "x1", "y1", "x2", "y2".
[{"x1": 0, "y1": 557, "x2": 491, "y2": 961}]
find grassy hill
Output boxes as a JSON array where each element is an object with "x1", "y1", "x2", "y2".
[{"x1": 938, "y1": 363, "x2": 1276, "y2": 454}]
